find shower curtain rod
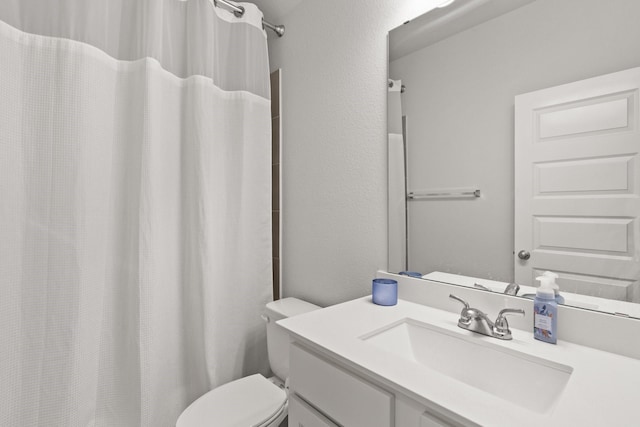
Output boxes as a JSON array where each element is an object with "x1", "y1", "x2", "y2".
[{"x1": 214, "y1": 0, "x2": 285, "y2": 37}]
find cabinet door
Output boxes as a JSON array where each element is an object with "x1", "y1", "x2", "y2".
[
  {"x1": 289, "y1": 394, "x2": 338, "y2": 427},
  {"x1": 290, "y1": 344, "x2": 393, "y2": 427},
  {"x1": 397, "y1": 396, "x2": 459, "y2": 427}
]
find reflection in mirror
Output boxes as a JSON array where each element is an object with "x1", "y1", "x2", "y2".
[
  {"x1": 388, "y1": 0, "x2": 640, "y2": 317},
  {"x1": 388, "y1": 78, "x2": 407, "y2": 272}
]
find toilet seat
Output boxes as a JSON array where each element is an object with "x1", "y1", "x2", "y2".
[{"x1": 176, "y1": 374, "x2": 287, "y2": 427}]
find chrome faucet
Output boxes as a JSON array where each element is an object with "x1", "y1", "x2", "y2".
[
  {"x1": 449, "y1": 294, "x2": 525, "y2": 340},
  {"x1": 504, "y1": 282, "x2": 520, "y2": 296},
  {"x1": 473, "y1": 282, "x2": 520, "y2": 296}
]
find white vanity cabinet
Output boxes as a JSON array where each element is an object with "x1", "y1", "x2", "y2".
[
  {"x1": 396, "y1": 396, "x2": 460, "y2": 427},
  {"x1": 280, "y1": 295, "x2": 640, "y2": 427},
  {"x1": 288, "y1": 343, "x2": 461, "y2": 427},
  {"x1": 288, "y1": 394, "x2": 339, "y2": 427},
  {"x1": 288, "y1": 343, "x2": 393, "y2": 427}
]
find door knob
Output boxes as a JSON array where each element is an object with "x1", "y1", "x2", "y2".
[{"x1": 518, "y1": 250, "x2": 530, "y2": 260}]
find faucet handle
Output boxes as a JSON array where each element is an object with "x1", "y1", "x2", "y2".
[
  {"x1": 497, "y1": 308, "x2": 525, "y2": 318},
  {"x1": 493, "y1": 308, "x2": 525, "y2": 339},
  {"x1": 473, "y1": 283, "x2": 491, "y2": 292},
  {"x1": 449, "y1": 294, "x2": 469, "y2": 309},
  {"x1": 449, "y1": 294, "x2": 472, "y2": 321}
]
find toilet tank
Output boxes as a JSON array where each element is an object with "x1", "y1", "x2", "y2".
[{"x1": 265, "y1": 298, "x2": 320, "y2": 380}]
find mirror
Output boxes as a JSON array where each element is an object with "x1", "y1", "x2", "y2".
[{"x1": 388, "y1": 0, "x2": 640, "y2": 317}]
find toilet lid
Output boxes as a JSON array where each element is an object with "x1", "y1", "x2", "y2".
[{"x1": 177, "y1": 374, "x2": 287, "y2": 427}]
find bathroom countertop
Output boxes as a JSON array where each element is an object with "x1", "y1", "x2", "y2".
[{"x1": 278, "y1": 297, "x2": 640, "y2": 427}]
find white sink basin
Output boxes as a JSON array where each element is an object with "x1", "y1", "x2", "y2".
[{"x1": 361, "y1": 319, "x2": 573, "y2": 414}]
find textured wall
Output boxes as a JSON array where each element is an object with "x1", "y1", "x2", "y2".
[{"x1": 267, "y1": 1, "x2": 445, "y2": 306}]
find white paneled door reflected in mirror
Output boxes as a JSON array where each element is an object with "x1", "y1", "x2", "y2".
[{"x1": 387, "y1": 0, "x2": 640, "y2": 317}]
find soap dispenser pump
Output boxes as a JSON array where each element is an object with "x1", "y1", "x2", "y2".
[
  {"x1": 541, "y1": 271, "x2": 564, "y2": 304},
  {"x1": 533, "y1": 275, "x2": 557, "y2": 344}
]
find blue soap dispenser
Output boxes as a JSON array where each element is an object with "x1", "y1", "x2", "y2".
[
  {"x1": 533, "y1": 275, "x2": 557, "y2": 344},
  {"x1": 542, "y1": 271, "x2": 564, "y2": 304}
]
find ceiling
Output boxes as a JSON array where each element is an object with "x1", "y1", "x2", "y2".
[
  {"x1": 389, "y1": 0, "x2": 535, "y2": 61},
  {"x1": 244, "y1": 0, "x2": 303, "y2": 23}
]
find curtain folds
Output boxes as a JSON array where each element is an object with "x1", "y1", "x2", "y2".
[
  {"x1": 0, "y1": 1, "x2": 272, "y2": 426},
  {"x1": 0, "y1": 0, "x2": 271, "y2": 98}
]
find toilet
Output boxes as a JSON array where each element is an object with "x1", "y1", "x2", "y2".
[{"x1": 176, "y1": 298, "x2": 320, "y2": 427}]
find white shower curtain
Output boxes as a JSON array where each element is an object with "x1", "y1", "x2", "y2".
[{"x1": 0, "y1": 1, "x2": 272, "y2": 426}]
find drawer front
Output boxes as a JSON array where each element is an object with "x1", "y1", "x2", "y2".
[
  {"x1": 289, "y1": 394, "x2": 339, "y2": 427},
  {"x1": 290, "y1": 343, "x2": 393, "y2": 427}
]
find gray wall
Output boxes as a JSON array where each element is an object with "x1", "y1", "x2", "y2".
[
  {"x1": 390, "y1": 0, "x2": 640, "y2": 281},
  {"x1": 267, "y1": 1, "x2": 449, "y2": 306}
]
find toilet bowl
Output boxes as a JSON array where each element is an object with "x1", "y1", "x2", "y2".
[{"x1": 176, "y1": 298, "x2": 320, "y2": 427}]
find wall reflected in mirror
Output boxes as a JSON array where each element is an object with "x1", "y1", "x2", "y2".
[{"x1": 388, "y1": 0, "x2": 640, "y2": 317}]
